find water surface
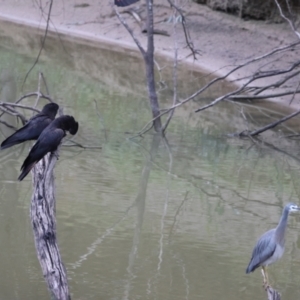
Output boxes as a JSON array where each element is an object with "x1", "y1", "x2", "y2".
[{"x1": 0, "y1": 20, "x2": 300, "y2": 300}]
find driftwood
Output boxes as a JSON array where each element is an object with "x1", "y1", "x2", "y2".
[
  {"x1": 30, "y1": 151, "x2": 71, "y2": 300},
  {"x1": 266, "y1": 286, "x2": 281, "y2": 300}
]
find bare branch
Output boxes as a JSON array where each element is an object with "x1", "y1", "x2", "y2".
[
  {"x1": 166, "y1": 0, "x2": 200, "y2": 59},
  {"x1": 33, "y1": 72, "x2": 43, "y2": 109},
  {"x1": 145, "y1": 0, "x2": 162, "y2": 132},
  {"x1": 63, "y1": 140, "x2": 102, "y2": 149},
  {"x1": 94, "y1": 99, "x2": 108, "y2": 142},
  {"x1": 254, "y1": 70, "x2": 300, "y2": 95},
  {"x1": 130, "y1": 122, "x2": 154, "y2": 138},
  {"x1": 0, "y1": 106, "x2": 27, "y2": 124},
  {"x1": 274, "y1": 0, "x2": 300, "y2": 39},
  {"x1": 0, "y1": 119, "x2": 18, "y2": 131},
  {"x1": 15, "y1": 92, "x2": 54, "y2": 104},
  {"x1": 113, "y1": 4, "x2": 146, "y2": 58},
  {"x1": 0, "y1": 102, "x2": 40, "y2": 113},
  {"x1": 240, "y1": 108, "x2": 300, "y2": 137},
  {"x1": 229, "y1": 90, "x2": 300, "y2": 100},
  {"x1": 22, "y1": 0, "x2": 54, "y2": 88},
  {"x1": 40, "y1": 72, "x2": 50, "y2": 95},
  {"x1": 162, "y1": 4, "x2": 179, "y2": 132},
  {"x1": 135, "y1": 41, "x2": 300, "y2": 130},
  {"x1": 289, "y1": 80, "x2": 300, "y2": 105}
]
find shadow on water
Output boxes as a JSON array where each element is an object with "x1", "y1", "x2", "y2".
[{"x1": 1, "y1": 18, "x2": 300, "y2": 300}]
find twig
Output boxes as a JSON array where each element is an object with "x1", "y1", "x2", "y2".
[
  {"x1": 123, "y1": 8, "x2": 170, "y2": 36},
  {"x1": 229, "y1": 90, "x2": 300, "y2": 100},
  {"x1": 195, "y1": 81, "x2": 254, "y2": 113},
  {"x1": 133, "y1": 41, "x2": 300, "y2": 132},
  {"x1": 240, "y1": 108, "x2": 300, "y2": 137},
  {"x1": 167, "y1": 0, "x2": 200, "y2": 59},
  {"x1": 40, "y1": 72, "x2": 50, "y2": 95},
  {"x1": 129, "y1": 122, "x2": 154, "y2": 138},
  {"x1": 113, "y1": 3, "x2": 146, "y2": 58},
  {"x1": 0, "y1": 92, "x2": 53, "y2": 120},
  {"x1": 33, "y1": 72, "x2": 43, "y2": 109},
  {"x1": 22, "y1": 0, "x2": 53, "y2": 88},
  {"x1": 289, "y1": 81, "x2": 300, "y2": 105},
  {"x1": 162, "y1": 3, "x2": 178, "y2": 132},
  {"x1": 35, "y1": 0, "x2": 73, "y2": 61},
  {"x1": 94, "y1": 99, "x2": 108, "y2": 142},
  {"x1": 0, "y1": 119, "x2": 18, "y2": 131},
  {"x1": 168, "y1": 191, "x2": 189, "y2": 239},
  {"x1": 63, "y1": 140, "x2": 102, "y2": 149},
  {"x1": 0, "y1": 106, "x2": 27, "y2": 124},
  {"x1": 15, "y1": 92, "x2": 54, "y2": 104},
  {"x1": 1, "y1": 102, "x2": 40, "y2": 113},
  {"x1": 274, "y1": 0, "x2": 300, "y2": 39},
  {"x1": 254, "y1": 70, "x2": 300, "y2": 95}
]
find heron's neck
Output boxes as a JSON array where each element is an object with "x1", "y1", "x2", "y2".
[{"x1": 275, "y1": 207, "x2": 289, "y2": 243}]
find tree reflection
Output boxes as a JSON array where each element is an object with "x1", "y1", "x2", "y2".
[{"x1": 123, "y1": 133, "x2": 161, "y2": 300}]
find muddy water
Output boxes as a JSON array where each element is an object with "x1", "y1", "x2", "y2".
[{"x1": 1, "y1": 20, "x2": 300, "y2": 300}]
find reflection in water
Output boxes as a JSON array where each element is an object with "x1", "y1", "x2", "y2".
[{"x1": 123, "y1": 133, "x2": 161, "y2": 300}]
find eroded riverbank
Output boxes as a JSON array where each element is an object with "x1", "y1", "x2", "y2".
[{"x1": 0, "y1": 0, "x2": 300, "y2": 111}]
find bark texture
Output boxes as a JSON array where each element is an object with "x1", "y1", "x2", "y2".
[
  {"x1": 30, "y1": 152, "x2": 71, "y2": 300},
  {"x1": 145, "y1": 0, "x2": 162, "y2": 132}
]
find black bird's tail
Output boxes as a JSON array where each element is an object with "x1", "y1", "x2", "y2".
[
  {"x1": 245, "y1": 262, "x2": 255, "y2": 274},
  {"x1": 1, "y1": 133, "x2": 25, "y2": 150},
  {"x1": 18, "y1": 160, "x2": 37, "y2": 181}
]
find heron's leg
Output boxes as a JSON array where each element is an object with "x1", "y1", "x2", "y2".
[{"x1": 261, "y1": 266, "x2": 270, "y2": 289}]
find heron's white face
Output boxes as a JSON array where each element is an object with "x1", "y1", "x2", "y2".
[{"x1": 288, "y1": 204, "x2": 300, "y2": 212}]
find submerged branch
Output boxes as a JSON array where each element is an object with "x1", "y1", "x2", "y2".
[
  {"x1": 266, "y1": 286, "x2": 281, "y2": 300},
  {"x1": 133, "y1": 41, "x2": 300, "y2": 136},
  {"x1": 239, "y1": 108, "x2": 300, "y2": 137},
  {"x1": 229, "y1": 90, "x2": 300, "y2": 100}
]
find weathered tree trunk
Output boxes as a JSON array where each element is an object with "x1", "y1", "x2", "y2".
[
  {"x1": 145, "y1": 0, "x2": 162, "y2": 132},
  {"x1": 30, "y1": 151, "x2": 71, "y2": 300},
  {"x1": 114, "y1": 0, "x2": 163, "y2": 133},
  {"x1": 266, "y1": 286, "x2": 281, "y2": 300}
]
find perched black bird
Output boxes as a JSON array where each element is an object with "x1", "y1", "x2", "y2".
[
  {"x1": 1, "y1": 102, "x2": 59, "y2": 150},
  {"x1": 18, "y1": 115, "x2": 79, "y2": 181},
  {"x1": 114, "y1": 0, "x2": 139, "y2": 7}
]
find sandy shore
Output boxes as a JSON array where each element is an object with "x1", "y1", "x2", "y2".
[{"x1": 0, "y1": 0, "x2": 299, "y2": 109}]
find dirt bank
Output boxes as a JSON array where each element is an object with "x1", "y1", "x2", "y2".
[{"x1": 0, "y1": 0, "x2": 299, "y2": 109}]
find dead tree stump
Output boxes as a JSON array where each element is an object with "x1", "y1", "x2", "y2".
[{"x1": 30, "y1": 151, "x2": 71, "y2": 300}]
